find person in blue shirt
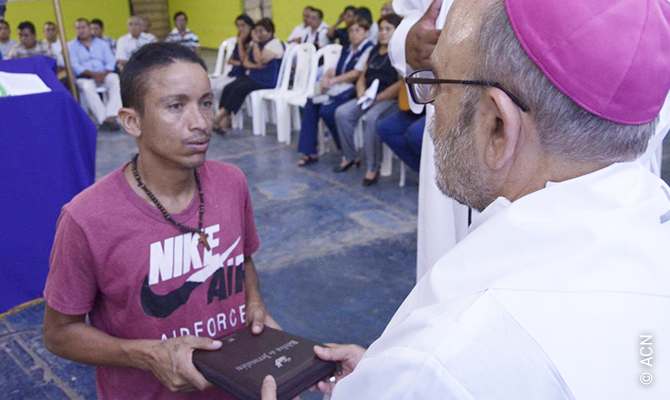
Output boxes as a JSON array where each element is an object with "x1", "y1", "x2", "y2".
[
  {"x1": 213, "y1": 18, "x2": 284, "y2": 133},
  {"x1": 68, "y1": 18, "x2": 121, "y2": 131},
  {"x1": 297, "y1": 17, "x2": 373, "y2": 166}
]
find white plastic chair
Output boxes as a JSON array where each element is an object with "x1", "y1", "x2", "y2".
[
  {"x1": 212, "y1": 37, "x2": 238, "y2": 78},
  {"x1": 262, "y1": 43, "x2": 316, "y2": 144},
  {"x1": 232, "y1": 42, "x2": 296, "y2": 136},
  {"x1": 210, "y1": 37, "x2": 237, "y2": 110},
  {"x1": 286, "y1": 44, "x2": 342, "y2": 153}
]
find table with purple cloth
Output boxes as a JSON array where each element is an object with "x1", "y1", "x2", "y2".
[{"x1": 0, "y1": 56, "x2": 96, "y2": 312}]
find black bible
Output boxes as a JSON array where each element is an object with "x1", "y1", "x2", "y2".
[{"x1": 193, "y1": 326, "x2": 337, "y2": 400}]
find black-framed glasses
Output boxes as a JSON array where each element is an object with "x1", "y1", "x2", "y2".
[{"x1": 405, "y1": 69, "x2": 530, "y2": 112}]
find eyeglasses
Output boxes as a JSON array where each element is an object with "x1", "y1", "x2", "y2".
[{"x1": 404, "y1": 69, "x2": 530, "y2": 112}]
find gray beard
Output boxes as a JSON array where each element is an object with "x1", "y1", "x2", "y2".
[{"x1": 431, "y1": 97, "x2": 497, "y2": 212}]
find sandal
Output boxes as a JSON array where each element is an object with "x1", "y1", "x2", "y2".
[{"x1": 297, "y1": 155, "x2": 319, "y2": 167}]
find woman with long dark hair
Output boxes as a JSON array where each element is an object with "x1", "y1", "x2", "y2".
[{"x1": 211, "y1": 14, "x2": 254, "y2": 111}]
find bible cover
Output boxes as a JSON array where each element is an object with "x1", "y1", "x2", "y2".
[{"x1": 193, "y1": 326, "x2": 336, "y2": 400}]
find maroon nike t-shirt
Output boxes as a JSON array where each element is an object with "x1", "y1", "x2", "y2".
[{"x1": 44, "y1": 160, "x2": 260, "y2": 399}]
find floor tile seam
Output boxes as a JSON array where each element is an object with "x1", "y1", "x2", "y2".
[
  {"x1": 213, "y1": 142, "x2": 288, "y2": 161},
  {"x1": 251, "y1": 186, "x2": 340, "y2": 210},
  {"x1": 295, "y1": 167, "x2": 418, "y2": 220},
  {"x1": 257, "y1": 228, "x2": 417, "y2": 271},
  {"x1": 7, "y1": 336, "x2": 84, "y2": 400}
]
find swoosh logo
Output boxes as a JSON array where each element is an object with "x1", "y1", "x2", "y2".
[{"x1": 140, "y1": 237, "x2": 240, "y2": 318}]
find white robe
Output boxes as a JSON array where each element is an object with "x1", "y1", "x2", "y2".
[
  {"x1": 388, "y1": 0, "x2": 669, "y2": 283},
  {"x1": 332, "y1": 161, "x2": 670, "y2": 398},
  {"x1": 389, "y1": 0, "x2": 466, "y2": 283}
]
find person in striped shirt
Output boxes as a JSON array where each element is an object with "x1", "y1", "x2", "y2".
[{"x1": 165, "y1": 11, "x2": 201, "y2": 56}]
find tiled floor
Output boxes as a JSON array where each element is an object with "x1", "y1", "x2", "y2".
[{"x1": 2, "y1": 48, "x2": 669, "y2": 398}]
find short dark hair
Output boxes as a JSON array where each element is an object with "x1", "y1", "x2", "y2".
[
  {"x1": 121, "y1": 42, "x2": 207, "y2": 114},
  {"x1": 379, "y1": 14, "x2": 401, "y2": 29},
  {"x1": 236, "y1": 14, "x2": 254, "y2": 27},
  {"x1": 254, "y1": 18, "x2": 275, "y2": 34},
  {"x1": 304, "y1": 6, "x2": 315, "y2": 11},
  {"x1": 173, "y1": 11, "x2": 187, "y2": 22},
  {"x1": 44, "y1": 21, "x2": 56, "y2": 28},
  {"x1": 0, "y1": 21, "x2": 9, "y2": 29},
  {"x1": 18, "y1": 21, "x2": 35, "y2": 34},
  {"x1": 75, "y1": 18, "x2": 90, "y2": 25},
  {"x1": 344, "y1": 6, "x2": 356, "y2": 13},
  {"x1": 353, "y1": 17, "x2": 371, "y2": 31},
  {"x1": 355, "y1": 7, "x2": 373, "y2": 24},
  {"x1": 313, "y1": 9, "x2": 324, "y2": 20},
  {"x1": 91, "y1": 19, "x2": 104, "y2": 28}
]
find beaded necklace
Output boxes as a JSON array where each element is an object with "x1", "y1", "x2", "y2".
[{"x1": 131, "y1": 154, "x2": 210, "y2": 250}]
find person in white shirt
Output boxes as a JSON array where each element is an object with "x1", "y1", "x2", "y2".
[
  {"x1": 0, "y1": 20, "x2": 18, "y2": 57},
  {"x1": 42, "y1": 21, "x2": 64, "y2": 68},
  {"x1": 165, "y1": 11, "x2": 201, "y2": 56},
  {"x1": 288, "y1": 6, "x2": 313, "y2": 44},
  {"x1": 302, "y1": 8, "x2": 329, "y2": 49},
  {"x1": 116, "y1": 16, "x2": 156, "y2": 71},
  {"x1": 139, "y1": 16, "x2": 157, "y2": 42},
  {"x1": 261, "y1": 0, "x2": 670, "y2": 398}
]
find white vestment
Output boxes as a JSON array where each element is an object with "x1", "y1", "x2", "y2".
[
  {"x1": 389, "y1": 0, "x2": 468, "y2": 283},
  {"x1": 332, "y1": 161, "x2": 670, "y2": 398},
  {"x1": 388, "y1": 0, "x2": 669, "y2": 283}
]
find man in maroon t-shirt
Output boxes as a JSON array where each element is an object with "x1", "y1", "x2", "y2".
[{"x1": 43, "y1": 42, "x2": 279, "y2": 399}]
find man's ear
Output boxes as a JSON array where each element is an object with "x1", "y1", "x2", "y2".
[
  {"x1": 118, "y1": 107, "x2": 142, "y2": 138},
  {"x1": 482, "y1": 87, "x2": 523, "y2": 170}
]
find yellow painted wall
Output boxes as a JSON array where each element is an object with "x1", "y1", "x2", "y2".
[
  {"x1": 4, "y1": 0, "x2": 130, "y2": 42},
  {"x1": 167, "y1": 0, "x2": 244, "y2": 49},
  {"x1": 272, "y1": 0, "x2": 387, "y2": 42}
]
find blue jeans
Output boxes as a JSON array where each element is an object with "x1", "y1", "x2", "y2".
[
  {"x1": 378, "y1": 111, "x2": 425, "y2": 173},
  {"x1": 297, "y1": 93, "x2": 353, "y2": 155}
]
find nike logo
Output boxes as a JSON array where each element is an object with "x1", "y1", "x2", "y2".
[{"x1": 140, "y1": 237, "x2": 241, "y2": 318}]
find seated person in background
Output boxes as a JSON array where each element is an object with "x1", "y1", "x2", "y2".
[
  {"x1": 7, "y1": 21, "x2": 55, "y2": 60},
  {"x1": 43, "y1": 42, "x2": 279, "y2": 400},
  {"x1": 211, "y1": 14, "x2": 254, "y2": 106},
  {"x1": 0, "y1": 20, "x2": 17, "y2": 58},
  {"x1": 90, "y1": 19, "x2": 116, "y2": 53},
  {"x1": 287, "y1": 6, "x2": 313, "y2": 44},
  {"x1": 334, "y1": 14, "x2": 402, "y2": 186},
  {"x1": 302, "y1": 8, "x2": 329, "y2": 49},
  {"x1": 297, "y1": 17, "x2": 373, "y2": 166},
  {"x1": 378, "y1": 108, "x2": 425, "y2": 173},
  {"x1": 42, "y1": 21, "x2": 64, "y2": 68},
  {"x1": 355, "y1": 7, "x2": 378, "y2": 45},
  {"x1": 213, "y1": 18, "x2": 284, "y2": 132},
  {"x1": 116, "y1": 16, "x2": 156, "y2": 71},
  {"x1": 380, "y1": 2, "x2": 394, "y2": 17},
  {"x1": 69, "y1": 18, "x2": 121, "y2": 131},
  {"x1": 165, "y1": 11, "x2": 201, "y2": 56},
  {"x1": 327, "y1": 5, "x2": 356, "y2": 48},
  {"x1": 139, "y1": 16, "x2": 157, "y2": 41}
]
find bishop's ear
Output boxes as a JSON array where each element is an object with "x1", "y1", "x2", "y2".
[
  {"x1": 118, "y1": 107, "x2": 142, "y2": 138},
  {"x1": 482, "y1": 87, "x2": 523, "y2": 170}
]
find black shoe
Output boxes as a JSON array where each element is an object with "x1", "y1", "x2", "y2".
[
  {"x1": 332, "y1": 160, "x2": 360, "y2": 173},
  {"x1": 362, "y1": 173, "x2": 379, "y2": 187}
]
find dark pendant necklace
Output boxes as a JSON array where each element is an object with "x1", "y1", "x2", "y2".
[{"x1": 131, "y1": 154, "x2": 210, "y2": 250}]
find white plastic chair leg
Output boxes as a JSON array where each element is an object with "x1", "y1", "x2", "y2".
[
  {"x1": 291, "y1": 105, "x2": 301, "y2": 131},
  {"x1": 380, "y1": 144, "x2": 394, "y2": 177},
  {"x1": 399, "y1": 161, "x2": 406, "y2": 187},
  {"x1": 275, "y1": 99, "x2": 292, "y2": 144}
]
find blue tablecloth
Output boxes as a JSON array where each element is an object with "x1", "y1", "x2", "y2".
[{"x1": 0, "y1": 56, "x2": 96, "y2": 312}]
